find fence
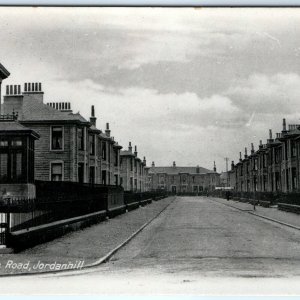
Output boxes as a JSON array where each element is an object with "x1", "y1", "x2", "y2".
[{"x1": 0, "y1": 181, "x2": 168, "y2": 249}]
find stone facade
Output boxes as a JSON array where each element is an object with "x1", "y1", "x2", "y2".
[
  {"x1": 2, "y1": 82, "x2": 122, "y2": 185},
  {"x1": 230, "y1": 118, "x2": 300, "y2": 193},
  {"x1": 147, "y1": 161, "x2": 220, "y2": 193},
  {"x1": 120, "y1": 143, "x2": 148, "y2": 192}
]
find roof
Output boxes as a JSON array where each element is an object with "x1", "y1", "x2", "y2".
[
  {"x1": 89, "y1": 124, "x2": 101, "y2": 134},
  {"x1": 120, "y1": 150, "x2": 135, "y2": 157},
  {"x1": 149, "y1": 166, "x2": 213, "y2": 175},
  {"x1": 0, "y1": 120, "x2": 40, "y2": 139},
  {"x1": 19, "y1": 97, "x2": 89, "y2": 124},
  {"x1": 0, "y1": 63, "x2": 10, "y2": 80}
]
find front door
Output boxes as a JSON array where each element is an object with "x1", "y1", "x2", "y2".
[{"x1": 172, "y1": 186, "x2": 177, "y2": 194}]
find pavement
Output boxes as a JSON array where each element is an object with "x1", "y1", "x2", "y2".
[
  {"x1": 0, "y1": 196, "x2": 300, "y2": 295},
  {"x1": 0, "y1": 197, "x2": 174, "y2": 275},
  {"x1": 212, "y1": 196, "x2": 300, "y2": 229}
]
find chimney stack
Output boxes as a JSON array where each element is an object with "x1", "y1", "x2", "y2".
[
  {"x1": 151, "y1": 161, "x2": 155, "y2": 167},
  {"x1": 251, "y1": 143, "x2": 254, "y2": 155},
  {"x1": 3, "y1": 84, "x2": 23, "y2": 116},
  {"x1": 282, "y1": 118, "x2": 287, "y2": 133},
  {"x1": 173, "y1": 161, "x2": 176, "y2": 167},
  {"x1": 239, "y1": 152, "x2": 242, "y2": 162},
  {"x1": 196, "y1": 165, "x2": 200, "y2": 173},
  {"x1": 105, "y1": 123, "x2": 111, "y2": 137},
  {"x1": 213, "y1": 161, "x2": 216, "y2": 172},
  {"x1": 244, "y1": 147, "x2": 248, "y2": 159},
  {"x1": 23, "y1": 82, "x2": 44, "y2": 103},
  {"x1": 267, "y1": 129, "x2": 274, "y2": 144},
  {"x1": 259, "y1": 140, "x2": 263, "y2": 149},
  {"x1": 143, "y1": 156, "x2": 147, "y2": 165},
  {"x1": 90, "y1": 105, "x2": 97, "y2": 126},
  {"x1": 231, "y1": 160, "x2": 235, "y2": 170},
  {"x1": 128, "y1": 142, "x2": 132, "y2": 152},
  {"x1": 134, "y1": 145, "x2": 138, "y2": 157}
]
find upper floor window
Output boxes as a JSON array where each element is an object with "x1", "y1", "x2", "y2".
[
  {"x1": 291, "y1": 140, "x2": 297, "y2": 157},
  {"x1": 51, "y1": 126, "x2": 63, "y2": 150},
  {"x1": 78, "y1": 128, "x2": 84, "y2": 151},
  {"x1": 89, "y1": 135, "x2": 95, "y2": 156},
  {"x1": 102, "y1": 141, "x2": 107, "y2": 160}
]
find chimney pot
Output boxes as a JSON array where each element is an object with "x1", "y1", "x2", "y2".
[{"x1": 91, "y1": 105, "x2": 95, "y2": 117}]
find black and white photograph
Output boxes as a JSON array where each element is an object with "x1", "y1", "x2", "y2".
[{"x1": 0, "y1": 6, "x2": 300, "y2": 295}]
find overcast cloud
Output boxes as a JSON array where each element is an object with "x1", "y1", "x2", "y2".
[{"x1": 1, "y1": 7, "x2": 300, "y2": 170}]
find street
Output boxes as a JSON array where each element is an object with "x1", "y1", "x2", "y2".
[
  {"x1": 1, "y1": 196, "x2": 300, "y2": 295},
  {"x1": 96, "y1": 196, "x2": 300, "y2": 278}
]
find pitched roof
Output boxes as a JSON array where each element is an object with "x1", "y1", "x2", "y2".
[
  {"x1": 149, "y1": 166, "x2": 213, "y2": 175},
  {"x1": 120, "y1": 150, "x2": 135, "y2": 156},
  {"x1": 0, "y1": 63, "x2": 10, "y2": 79},
  {"x1": 0, "y1": 120, "x2": 39, "y2": 139},
  {"x1": 19, "y1": 98, "x2": 89, "y2": 124}
]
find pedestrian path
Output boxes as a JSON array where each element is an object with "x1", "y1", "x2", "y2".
[
  {"x1": 0, "y1": 197, "x2": 174, "y2": 276},
  {"x1": 212, "y1": 197, "x2": 300, "y2": 229}
]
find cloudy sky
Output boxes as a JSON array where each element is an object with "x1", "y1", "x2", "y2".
[{"x1": 1, "y1": 7, "x2": 300, "y2": 171}]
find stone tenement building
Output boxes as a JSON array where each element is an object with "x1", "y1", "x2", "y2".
[
  {"x1": 120, "y1": 143, "x2": 149, "y2": 192},
  {"x1": 228, "y1": 118, "x2": 300, "y2": 193},
  {"x1": 147, "y1": 161, "x2": 220, "y2": 193},
  {"x1": 2, "y1": 82, "x2": 123, "y2": 185}
]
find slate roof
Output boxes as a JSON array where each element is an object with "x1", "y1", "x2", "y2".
[
  {"x1": 121, "y1": 150, "x2": 135, "y2": 156},
  {"x1": 0, "y1": 120, "x2": 40, "y2": 139},
  {"x1": 149, "y1": 166, "x2": 213, "y2": 175},
  {"x1": 0, "y1": 63, "x2": 10, "y2": 79},
  {"x1": 19, "y1": 98, "x2": 89, "y2": 124}
]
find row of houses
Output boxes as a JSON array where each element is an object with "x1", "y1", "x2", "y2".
[
  {"x1": 0, "y1": 78, "x2": 149, "y2": 193},
  {"x1": 228, "y1": 118, "x2": 300, "y2": 193},
  {"x1": 147, "y1": 161, "x2": 220, "y2": 193},
  {"x1": 0, "y1": 63, "x2": 219, "y2": 195}
]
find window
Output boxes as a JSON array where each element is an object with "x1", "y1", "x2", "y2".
[
  {"x1": 51, "y1": 126, "x2": 63, "y2": 150},
  {"x1": 291, "y1": 140, "x2": 297, "y2": 157},
  {"x1": 12, "y1": 138, "x2": 22, "y2": 147},
  {"x1": 11, "y1": 153, "x2": 22, "y2": 181},
  {"x1": 102, "y1": 170, "x2": 107, "y2": 185},
  {"x1": 102, "y1": 141, "x2": 107, "y2": 160},
  {"x1": 114, "y1": 149, "x2": 118, "y2": 167},
  {"x1": 51, "y1": 163, "x2": 63, "y2": 181},
  {"x1": 89, "y1": 135, "x2": 95, "y2": 156},
  {"x1": 0, "y1": 153, "x2": 8, "y2": 182},
  {"x1": 130, "y1": 158, "x2": 133, "y2": 171},
  {"x1": 78, "y1": 163, "x2": 84, "y2": 183},
  {"x1": 130, "y1": 177, "x2": 133, "y2": 190},
  {"x1": 292, "y1": 167, "x2": 297, "y2": 189},
  {"x1": 89, "y1": 166, "x2": 95, "y2": 184},
  {"x1": 0, "y1": 139, "x2": 8, "y2": 147},
  {"x1": 78, "y1": 128, "x2": 84, "y2": 150},
  {"x1": 114, "y1": 175, "x2": 118, "y2": 185}
]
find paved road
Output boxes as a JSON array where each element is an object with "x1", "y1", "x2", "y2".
[
  {"x1": 1, "y1": 196, "x2": 300, "y2": 295},
  {"x1": 96, "y1": 196, "x2": 300, "y2": 278}
]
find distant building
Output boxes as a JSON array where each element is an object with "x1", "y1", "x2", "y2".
[
  {"x1": 148, "y1": 161, "x2": 220, "y2": 194},
  {"x1": 231, "y1": 118, "x2": 300, "y2": 193},
  {"x1": 120, "y1": 142, "x2": 148, "y2": 192},
  {"x1": 2, "y1": 82, "x2": 122, "y2": 185}
]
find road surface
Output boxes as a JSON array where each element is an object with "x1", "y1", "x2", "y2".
[
  {"x1": 96, "y1": 196, "x2": 300, "y2": 278},
  {"x1": 1, "y1": 196, "x2": 300, "y2": 295}
]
